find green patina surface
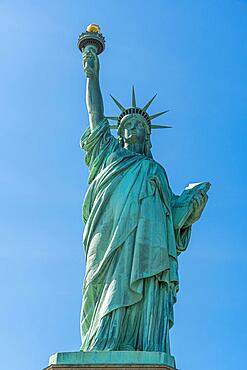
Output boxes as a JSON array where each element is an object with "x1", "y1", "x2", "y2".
[
  {"x1": 47, "y1": 26, "x2": 210, "y2": 368},
  {"x1": 78, "y1": 28, "x2": 210, "y2": 357}
]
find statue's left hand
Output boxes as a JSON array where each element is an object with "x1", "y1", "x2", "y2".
[
  {"x1": 184, "y1": 190, "x2": 208, "y2": 227},
  {"x1": 191, "y1": 190, "x2": 208, "y2": 221},
  {"x1": 193, "y1": 190, "x2": 208, "y2": 212}
]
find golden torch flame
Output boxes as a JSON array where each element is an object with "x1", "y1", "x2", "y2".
[{"x1": 86, "y1": 24, "x2": 101, "y2": 33}]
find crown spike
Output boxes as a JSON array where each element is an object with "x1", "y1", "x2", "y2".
[
  {"x1": 105, "y1": 116, "x2": 119, "y2": 121},
  {"x1": 151, "y1": 124, "x2": 172, "y2": 129},
  {"x1": 110, "y1": 95, "x2": 125, "y2": 111},
  {"x1": 132, "y1": 86, "x2": 137, "y2": 108},
  {"x1": 149, "y1": 110, "x2": 169, "y2": 120},
  {"x1": 143, "y1": 94, "x2": 157, "y2": 112}
]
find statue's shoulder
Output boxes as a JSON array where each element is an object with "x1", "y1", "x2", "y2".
[
  {"x1": 149, "y1": 157, "x2": 167, "y2": 173},
  {"x1": 149, "y1": 158, "x2": 171, "y2": 185}
]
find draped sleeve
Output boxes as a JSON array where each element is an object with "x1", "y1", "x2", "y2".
[
  {"x1": 175, "y1": 225, "x2": 192, "y2": 255},
  {"x1": 80, "y1": 118, "x2": 119, "y2": 183}
]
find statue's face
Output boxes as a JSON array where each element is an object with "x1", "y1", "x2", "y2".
[{"x1": 121, "y1": 115, "x2": 147, "y2": 145}]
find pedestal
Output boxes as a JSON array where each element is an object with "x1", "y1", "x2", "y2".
[{"x1": 44, "y1": 351, "x2": 176, "y2": 370}]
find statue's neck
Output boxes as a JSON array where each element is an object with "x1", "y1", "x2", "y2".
[{"x1": 124, "y1": 142, "x2": 145, "y2": 155}]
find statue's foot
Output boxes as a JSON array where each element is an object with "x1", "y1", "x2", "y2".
[{"x1": 119, "y1": 344, "x2": 135, "y2": 351}]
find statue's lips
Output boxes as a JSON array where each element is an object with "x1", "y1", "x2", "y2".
[
  {"x1": 125, "y1": 134, "x2": 143, "y2": 145},
  {"x1": 126, "y1": 134, "x2": 138, "y2": 142}
]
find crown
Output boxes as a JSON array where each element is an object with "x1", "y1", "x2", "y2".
[{"x1": 106, "y1": 87, "x2": 171, "y2": 130}]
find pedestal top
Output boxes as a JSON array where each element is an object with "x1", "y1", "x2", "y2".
[{"x1": 45, "y1": 351, "x2": 176, "y2": 370}]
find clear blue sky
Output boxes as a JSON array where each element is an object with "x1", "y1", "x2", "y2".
[{"x1": 1, "y1": 1, "x2": 247, "y2": 369}]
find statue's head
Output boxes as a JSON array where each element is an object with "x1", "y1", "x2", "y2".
[
  {"x1": 107, "y1": 87, "x2": 171, "y2": 158},
  {"x1": 118, "y1": 113, "x2": 152, "y2": 157}
]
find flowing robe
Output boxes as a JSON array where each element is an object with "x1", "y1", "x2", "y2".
[{"x1": 80, "y1": 119, "x2": 192, "y2": 353}]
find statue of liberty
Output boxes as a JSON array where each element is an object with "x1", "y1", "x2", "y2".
[{"x1": 78, "y1": 25, "x2": 209, "y2": 360}]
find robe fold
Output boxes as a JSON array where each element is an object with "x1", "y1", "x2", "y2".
[{"x1": 80, "y1": 119, "x2": 192, "y2": 353}]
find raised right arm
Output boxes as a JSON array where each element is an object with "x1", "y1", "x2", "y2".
[{"x1": 82, "y1": 45, "x2": 104, "y2": 132}]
